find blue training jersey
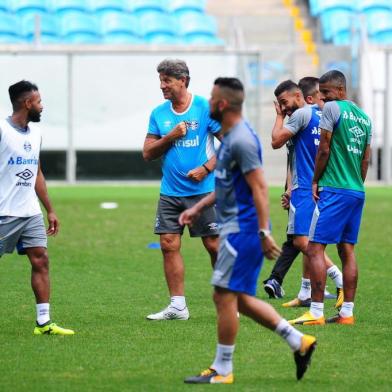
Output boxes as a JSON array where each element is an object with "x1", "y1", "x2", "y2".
[
  {"x1": 285, "y1": 105, "x2": 321, "y2": 189},
  {"x1": 215, "y1": 119, "x2": 263, "y2": 236},
  {"x1": 148, "y1": 95, "x2": 220, "y2": 196}
]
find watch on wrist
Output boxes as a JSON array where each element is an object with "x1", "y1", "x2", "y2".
[{"x1": 258, "y1": 229, "x2": 271, "y2": 240}]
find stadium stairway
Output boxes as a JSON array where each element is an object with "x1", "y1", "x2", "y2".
[{"x1": 206, "y1": 0, "x2": 317, "y2": 184}]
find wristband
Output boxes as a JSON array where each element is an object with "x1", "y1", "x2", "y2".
[{"x1": 203, "y1": 164, "x2": 211, "y2": 174}]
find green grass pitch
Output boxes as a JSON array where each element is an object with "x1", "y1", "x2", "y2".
[{"x1": 0, "y1": 186, "x2": 391, "y2": 391}]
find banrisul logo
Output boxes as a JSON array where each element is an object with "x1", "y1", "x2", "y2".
[{"x1": 7, "y1": 156, "x2": 39, "y2": 165}]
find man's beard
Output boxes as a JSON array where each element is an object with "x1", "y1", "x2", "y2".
[
  {"x1": 28, "y1": 109, "x2": 41, "y2": 123},
  {"x1": 210, "y1": 108, "x2": 223, "y2": 123}
]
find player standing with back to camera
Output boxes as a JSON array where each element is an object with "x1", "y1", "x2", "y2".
[
  {"x1": 290, "y1": 70, "x2": 372, "y2": 326},
  {"x1": 0, "y1": 80, "x2": 74, "y2": 335},
  {"x1": 180, "y1": 77, "x2": 316, "y2": 384},
  {"x1": 143, "y1": 59, "x2": 221, "y2": 320}
]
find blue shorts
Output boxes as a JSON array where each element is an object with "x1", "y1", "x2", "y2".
[
  {"x1": 211, "y1": 232, "x2": 263, "y2": 296},
  {"x1": 309, "y1": 189, "x2": 365, "y2": 244},
  {"x1": 287, "y1": 188, "x2": 315, "y2": 236}
]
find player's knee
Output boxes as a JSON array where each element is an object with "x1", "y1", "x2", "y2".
[
  {"x1": 30, "y1": 251, "x2": 49, "y2": 272},
  {"x1": 160, "y1": 236, "x2": 180, "y2": 253}
]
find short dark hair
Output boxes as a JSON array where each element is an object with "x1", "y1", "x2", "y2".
[
  {"x1": 298, "y1": 76, "x2": 319, "y2": 98},
  {"x1": 274, "y1": 80, "x2": 299, "y2": 97},
  {"x1": 214, "y1": 77, "x2": 244, "y2": 110},
  {"x1": 9, "y1": 80, "x2": 38, "y2": 110},
  {"x1": 157, "y1": 59, "x2": 190, "y2": 87},
  {"x1": 319, "y1": 70, "x2": 346, "y2": 89}
]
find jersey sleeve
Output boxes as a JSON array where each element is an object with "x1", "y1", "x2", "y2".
[
  {"x1": 367, "y1": 119, "x2": 373, "y2": 145},
  {"x1": 207, "y1": 116, "x2": 221, "y2": 135},
  {"x1": 232, "y1": 136, "x2": 262, "y2": 174},
  {"x1": 147, "y1": 110, "x2": 160, "y2": 137},
  {"x1": 319, "y1": 101, "x2": 340, "y2": 132},
  {"x1": 284, "y1": 107, "x2": 312, "y2": 135}
]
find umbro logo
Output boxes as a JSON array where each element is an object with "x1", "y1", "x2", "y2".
[{"x1": 16, "y1": 169, "x2": 34, "y2": 181}]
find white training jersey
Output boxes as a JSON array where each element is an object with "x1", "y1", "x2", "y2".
[{"x1": 0, "y1": 118, "x2": 42, "y2": 217}]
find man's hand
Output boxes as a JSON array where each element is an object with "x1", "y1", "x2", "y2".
[
  {"x1": 187, "y1": 166, "x2": 208, "y2": 182},
  {"x1": 274, "y1": 101, "x2": 285, "y2": 118},
  {"x1": 47, "y1": 211, "x2": 59, "y2": 236},
  {"x1": 312, "y1": 181, "x2": 319, "y2": 202},
  {"x1": 281, "y1": 191, "x2": 291, "y2": 210},
  {"x1": 261, "y1": 235, "x2": 281, "y2": 260},
  {"x1": 179, "y1": 206, "x2": 200, "y2": 227},
  {"x1": 168, "y1": 121, "x2": 187, "y2": 141}
]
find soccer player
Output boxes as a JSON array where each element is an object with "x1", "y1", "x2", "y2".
[
  {"x1": 143, "y1": 59, "x2": 220, "y2": 320},
  {"x1": 263, "y1": 77, "x2": 326, "y2": 299},
  {"x1": 180, "y1": 77, "x2": 316, "y2": 384},
  {"x1": 271, "y1": 79, "x2": 343, "y2": 309},
  {"x1": 0, "y1": 80, "x2": 74, "y2": 335},
  {"x1": 289, "y1": 70, "x2": 372, "y2": 326}
]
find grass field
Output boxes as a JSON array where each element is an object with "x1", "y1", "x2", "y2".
[{"x1": 0, "y1": 186, "x2": 391, "y2": 392}]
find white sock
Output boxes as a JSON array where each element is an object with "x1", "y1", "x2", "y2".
[
  {"x1": 339, "y1": 302, "x2": 354, "y2": 318},
  {"x1": 275, "y1": 319, "x2": 303, "y2": 352},
  {"x1": 211, "y1": 344, "x2": 235, "y2": 376},
  {"x1": 170, "y1": 296, "x2": 186, "y2": 310},
  {"x1": 36, "y1": 303, "x2": 50, "y2": 325},
  {"x1": 298, "y1": 278, "x2": 311, "y2": 300},
  {"x1": 327, "y1": 265, "x2": 343, "y2": 288},
  {"x1": 309, "y1": 302, "x2": 324, "y2": 318}
]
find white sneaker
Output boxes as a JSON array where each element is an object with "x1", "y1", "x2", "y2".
[{"x1": 146, "y1": 305, "x2": 190, "y2": 320}]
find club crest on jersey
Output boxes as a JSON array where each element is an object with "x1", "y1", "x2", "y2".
[
  {"x1": 185, "y1": 120, "x2": 199, "y2": 131},
  {"x1": 24, "y1": 141, "x2": 32, "y2": 152}
]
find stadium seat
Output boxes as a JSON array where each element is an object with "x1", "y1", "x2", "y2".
[
  {"x1": 10, "y1": 0, "x2": 50, "y2": 15},
  {"x1": 90, "y1": 0, "x2": 127, "y2": 14},
  {"x1": 140, "y1": 10, "x2": 176, "y2": 41},
  {"x1": 100, "y1": 11, "x2": 139, "y2": 38},
  {"x1": 60, "y1": 11, "x2": 101, "y2": 43},
  {"x1": 128, "y1": 0, "x2": 166, "y2": 14},
  {"x1": 0, "y1": 0, "x2": 11, "y2": 13},
  {"x1": 366, "y1": 9, "x2": 392, "y2": 40},
  {"x1": 0, "y1": 12, "x2": 19, "y2": 37},
  {"x1": 0, "y1": 34, "x2": 24, "y2": 43},
  {"x1": 168, "y1": 0, "x2": 206, "y2": 15},
  {"x1": 317, "y1": 0, "x2": 355, "y2": 15},
  {"x1": 358, "y1": 0, "x2": 392, "y2": 13},
  {"x1": 183, "y1": 34, "x2": 224, "y2": 45},
  {"x1": 176, "y1": 11, "x2": 217, "y2": 38},
  {"x1": 320, "y1": 9, "x2": 354, "y2": 42},
  {"x1": 21, "y1": 12, "x2": 58, "y2": 42},
  {"x1": 145, "y1": 34, "x2": 180, "y2": 44},
  {"x1": 52, "y1": 0, "x2": 89, "y2": 15},
  {"x1": 102, "y1": 33, "x2": 143, "y2": 44}
]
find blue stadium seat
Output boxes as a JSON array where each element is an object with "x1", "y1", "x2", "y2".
[
  {"x1": 183, "y1": 34, "x2": 224, "y2": 45},
  {"x1": 176, "y1": 11, "x2": 217, "y2": 38},
  {"x1": 317, "y1": 0, "x2": 355, "y2": 15},
  {"x1": 0, "y1": 12, "x2": 19, "y2": 37},
  {"x1": 140, "y1": 10, "x2": 176, "y2": 41},
  {"x1": 90, "y1": 0, "x2": 127, "y2": 14},
  {"x1": 100, "y1": 11, "x2": 139, "y2": 38},
  {"x1": 0, "y1": 34, "x2": 24, "y2": 43},
  {"x1": 168, "y1": 0, "x2": 206, "y2": 16},
  {"x1": 0, "y1": 0, "x2": 11, "y2": 13},
  {"x1": 60, "y1": 11, "x2": 101, "y2": 43},
  {"x1": 102, "y1": 33, "x2": 143, "y2": 44},
  {"x1": 370, "y1": 30, "x2": 392, "y2": 44},
  {"x1": 52, "y1": 0, "x2": 89, "y2": 14},
  {"x1": 128, "y1": 0, "x2": 166, "y2": 14},
  {"x1": 358, "y1": 0, "x2": 392, "y2": 13},
  {"x1": 145, "y1": 34, "x2": 180, "y2": 44},
  {"x1": 21, "y1": 12, "x2": 58, "y2": 42},
  {"x1": 366, "y1": 10, "x2": 392, "y2": 40},
  {"x1": 10, "y1": 0, "x2": 50, "y2": 15},
  {"x1": 320, "y1": 9, "x2": 354, "y2": 42}
]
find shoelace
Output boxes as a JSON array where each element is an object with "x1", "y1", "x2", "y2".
[{"x1": 200, "y1": 368, "x2": 216, "y2": 377}]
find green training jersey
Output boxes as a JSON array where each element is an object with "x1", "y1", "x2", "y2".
[{"x1": 318, "y1": 100, "x2": 372, "y2": 192}]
